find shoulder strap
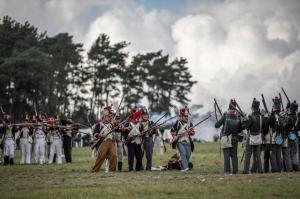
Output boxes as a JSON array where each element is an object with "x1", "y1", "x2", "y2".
[
  {"x1": 176, "y1": 121, "x2": 181, "y2": 135},
  {"x1": 260, "y1": 115, "x2": 262, "y2": 134},
  {"x1": 294, "y1": 115, "x2": 298, "y2": 130},
  {"x1": 223, "y1": 115, "x2": 228, "y2": 135}
]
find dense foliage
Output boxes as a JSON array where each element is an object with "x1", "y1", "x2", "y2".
[{"x1": 0, "y1": 16, "x2": 197, "y2": 122}]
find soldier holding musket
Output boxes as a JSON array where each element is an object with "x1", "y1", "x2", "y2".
[
  {"x1": 18, "y1": 112, "x2": 34, "y2": 164},
  {"x1": 91, "y1": 106, "x2": 117, "y2": 172},
  {"x1": 125, "y1": 107, "x2": 144, "y2": 171},
  {"x1": 215, "y1": 99, "x2": 242, "y2": 174},
  {"x1": 170, "y1": 106, "x2": 195, "y2": 172},
  {"x1": 243, "y1": 98, "x2": 267, "y2": 174},
  {"x1": 140, "y1": 108, "x2": 156, "y2": 171}
]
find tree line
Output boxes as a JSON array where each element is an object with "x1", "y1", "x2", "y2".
[{"x1": 0, "y1": 16, "x2": 197, "y2": 123}]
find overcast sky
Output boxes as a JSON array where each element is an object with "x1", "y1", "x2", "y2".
[{"x1": 1, "y1": 0, "x2": 300, "y2": 139}]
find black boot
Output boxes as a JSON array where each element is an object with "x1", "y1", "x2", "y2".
[
  {"x1": 9, "y1": 158, "x2": 14, "y2": 165},
  {"x1": 4, "y1": 156, "x2": 9, "y2": 165},
  {"x1": 293, "y1": 164, "x2": 299, "y2": 171},
  {"x1": 118, "y1": 162, "x2": 122, "y2": 171}
]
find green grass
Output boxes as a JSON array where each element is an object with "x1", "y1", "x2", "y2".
[{"x1": 0, "y1": 142, "x2": 299, "y2": 199}]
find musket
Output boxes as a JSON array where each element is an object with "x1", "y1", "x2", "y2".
[
  {"x1": 112, "y1": 94, "x2": 125, "y2": 121},
  {"x1": 171, "y1": 113, "x2": 212, "y2": 143},
  {"x1": 140, "y1": 112, "x2": 168, "y2": 140},
  {"x1": 126, "y1": 116, "x2": 177, "y2": 145},
  {"x1": 73, "y1": 123, "x2": 91, "y2": 129},
  {"x1": 144, "y1": 116, "x2": 176, "y2": 135},
  {"x1": 230, "y1": 102, "x2": 246, "y2": 118},
  {"x1": 214, "y1": 98, "x2": 222, "y2": 116},
  {"x1": 261, "y1": 94, "x2": 273, "y2": 151},
  {"x1": 0, "y1": 105, "x2": 4, "y2": 115},
  {"x1": 90, "y1": 95, "x2": 125, "y2": 149},
  {"x1": 279, "y1": 93, "x2": 285, "y2": 111},
  {"x1": 261, "y1": 94, "x2": 269, "y2": 113},
  {"x1": 214, "y1": 103, "x2": 218, "y2": 121},
  {"x1": 214, "y1": 99, "x2": 223, "y2": 159},
  {"x1": 241, "y1": 144, "x2": 246, "y2": 163},
  {"x1": 90, "y1": 115, "x2": 131, "y2": 150},
  {"x1": 281, "y1": 87, "x2": 291, "y2": 104},
  {"x1": 153, "y1": 112, "x2": 168, "y2": 127},
  {"x1": 235, "y1": 100, "x2": 246, "y2": 117}
]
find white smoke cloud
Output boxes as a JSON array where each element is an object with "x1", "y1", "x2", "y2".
[
  {"x1": 1, "y1": 0, "x2": 300, "y2": 140},
  {"x1": 172, "y1": 0, "x2": 300, "y2": 112},
  {"x1": 84, "y1": 6, "x2": 175, "y2": 55}
]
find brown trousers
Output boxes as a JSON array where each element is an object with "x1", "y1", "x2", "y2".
[{"x1": 91, "y1": 139, "x2": 117, "y2": 172}]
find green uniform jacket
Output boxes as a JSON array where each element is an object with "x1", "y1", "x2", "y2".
[
  {"x1": 244, "y1": 111, "x2": 267, "y2": 135},
  {"x1": 215, "y1": 112, "x2": 242, "y2": 142}
]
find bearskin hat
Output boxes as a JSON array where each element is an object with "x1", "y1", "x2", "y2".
[{"x1": 251, "y1": 98, "x2": 260, "y2": 110}]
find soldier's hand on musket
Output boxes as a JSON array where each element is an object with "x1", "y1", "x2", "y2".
[
  {"x1": 94, "y1": 133, "x2": 100, "y2": 139},
  {"x1": 125, "y1": 126, "x2": 132, "y2": 131},
  {"x1": 188, "y1": 128, "x2": 195, "y2": 136}
]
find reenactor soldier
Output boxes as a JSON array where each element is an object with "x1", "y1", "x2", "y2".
[
  {"x1": 91, "y1": 106, "x2": 117, "y2": 172},
  {"x1": 215, "y1": 99, "x2": 242, "y2": 174},
  {"x1": 1, "y1": 117, "x2": 17, "y2": 165},
  {"x1": 265, "y1": 96, "x2": 283, "y2": 172},
  {"x1": 47, "y1": 117, "x2": 63, "y2": 164},
  {"x1": 243, "y1": 98, "x2": 266, "y2": 174},
  {"x1": 281, "y1": 103, "x2": 293, "y2": 172},
  {"x1": 33, "y1": 116, "x2": 47, "y2": 164},
  {"x1": 112, "y1": 113, "x2": 124, "y2": 171},
  {"x1": 170, "y1": 106, "x2": 195, "y2": 172},
  {"x1": 19, "y1": 112, "x2": 33, "y2": 164},
  {"x1": 285, "y1": 101, "x2": 299, "y2": 171},
  {"x1": 125, "y1": 107, "x2": 144, "y2": 171},
  {"x1": 62, "y1": 116, "x2": 74, "y2": 163},
  {"x1": 140, "y1": 108, "x2": 156, "y2": 171}
]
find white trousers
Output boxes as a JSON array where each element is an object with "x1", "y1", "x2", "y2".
[
  {"x1": 4, "y1": 139, "x2": 15, "y2": 158},
  {"x1": 34, "y1": 138, "x2": 46, "y2": 164},
  {"x1": 49, "y1": 139, "x2": 62, "y2": 164},
  {"x1": 20, "y1": 138, "x2": 32, "y2": 164}
]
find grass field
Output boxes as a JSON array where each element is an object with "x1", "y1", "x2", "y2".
[{"x1": 0, "y1": 142, "x2": 300, "y2": 199}]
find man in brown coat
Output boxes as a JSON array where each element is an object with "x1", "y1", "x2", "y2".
[{"x1": 91, "y1": 106, "x2": 117, "y2": 172}]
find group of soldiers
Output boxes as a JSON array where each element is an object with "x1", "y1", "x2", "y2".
[
  {"x1": 2, "y1": 91, "x2": 299, "y2": 175},
  {"x1": 215, "y1": 95, "x2": 300, "y2": 174},
  {"x1": 0, "y1": 112, "x2": 76, "y2": 165},
  {"x1": 90, "y1": 105, "x2": 195, "y2": 172}
]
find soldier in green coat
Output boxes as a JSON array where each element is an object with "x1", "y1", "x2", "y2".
[
  {"x1": 285, "y1": 101, "x2": 299, "y2": 171},
  {"x1": 215, "y1": 99, "x2": 242, "y2": 174},
  {"x1": 243, "y1": 98, "x2": 267, "y2": 174}
]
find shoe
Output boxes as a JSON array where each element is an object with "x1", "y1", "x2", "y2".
[
  {"x1": 181, "y1": 168, "x2": 189, "y2": 172},
  {"x1": 9, "y1": 158, "x2": 14, "y2": 165},
  {"x1": 4, "y1": 156, "x2": 9, "y2": 165},
  {"x1": 118, "y1": 162, "x2": 122, "y2": 171}
]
